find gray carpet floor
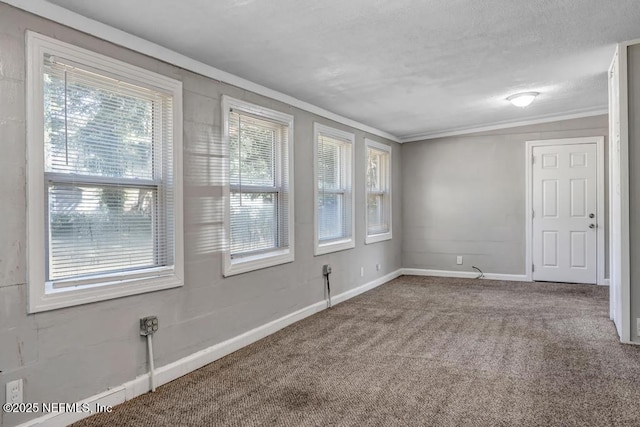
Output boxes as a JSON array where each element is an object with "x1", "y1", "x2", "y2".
[{"x1": 72, "y1": 276, "x2": 640, "y2": 426}]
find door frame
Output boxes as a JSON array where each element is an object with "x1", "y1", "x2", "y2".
[
  {"x1": 525, "y1": 136, "x2": 606, "y2": 285},
  {"x1": 609, "y1": 40, "x2": 638, "y2": 343}
]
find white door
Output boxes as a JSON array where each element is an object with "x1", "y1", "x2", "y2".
[{"x1": 532, "y1": 143, "x2": 597, "y2": 284}]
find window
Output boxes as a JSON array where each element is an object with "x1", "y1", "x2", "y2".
[
  {"x1": 365, "y1": 139, "x2": 392, "y2": 244},
  {"x1": 27, "y1": 32, "x2": 183, "y2": 313},
  {"x1": 222, "y1": 96, "x2": 294, "y2": 276},
  {"x1": 313, "y1": 123, "x2": 355, "y2": 255}
]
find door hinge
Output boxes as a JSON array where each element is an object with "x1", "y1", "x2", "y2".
[
  {"x1": 532, "y1": 264, "x2": 535, "y2": 272},
  {"x1": 532, "y1": 156, "x2": 535, "y2": 165},
  {"x1": 532, "y1": 210, "x2": 535, "y2": 219}
]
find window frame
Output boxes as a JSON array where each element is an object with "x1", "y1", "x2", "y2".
[
  {"x1": 26, "y1": 32, "x2": 184, "y2": 313},
  {"x1": 364, "y1": 138, "x2": 393, "y2": 244},
  {"x1": 313, "y1": 123, "x2": 355, "y2": 255},
  {"x1": 222, "y1": 96, "x2": 295, "y2": 276}
]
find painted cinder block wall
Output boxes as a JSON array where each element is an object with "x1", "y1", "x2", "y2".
[
  {"x1": 401, "y1": 115, "x2": 609, "y2": 276},
  {"x1": 0, "y1": 4, "x2": 403, "y2": 426}
]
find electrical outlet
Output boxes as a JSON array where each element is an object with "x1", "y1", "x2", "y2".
[
  {"x1": 140, "y1": 316, "x2": 159, "y2": 336},
  {"x1": 6, "y1": 379, "x2": 23, "y2": 404},
  {"x1": 360, "y1": 267, "x2": 364, "y2": 277},
  {"x1": 376, "y1": 263, "x2": 380, "y2": 271},
  {"x1": 322, "y1": 264, "x2": 332, "y2": 276},
  {"x1": 456, "y1": 256, "x2": 463, "y2": 265}
]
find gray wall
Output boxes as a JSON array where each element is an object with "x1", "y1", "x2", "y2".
[
  {"x1": 401, "y1": 116, "x2": 609, "y2": 276},
  {"x1": 0, "y1": 4, "x2": 403, "y2": 426},
  {"x1": 628, "y1": 43, "x2": 640, "y2": 341}
]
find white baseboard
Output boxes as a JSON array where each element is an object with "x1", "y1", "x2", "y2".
[
  {"x1": 120, "y1": 298, "x2": 329, "y2": 401},
  {"x1": 401, "y1": 268, "x2": 530, "y2": 282},
  {"x1": 481, "y1": 272, "x2": 529, "y2": 282},
  {"x1": 15, "y1": 387, "x2": 127, "y2": 427},
  {"x1": 19, "y1": 269, "x2": 402, "y2": 427},
  {"x1": 332, "y1": 270, "x2": 403, "y2": 305}
]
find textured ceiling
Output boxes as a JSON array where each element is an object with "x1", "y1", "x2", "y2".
[{"x1": 42, "y1": 0, "x2": 640, "y2": 140}]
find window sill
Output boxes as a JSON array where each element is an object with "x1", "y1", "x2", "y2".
[
  {"x1": 29, "y1": 269, "x2": 183, "y2": 313},
  {"x1": 365, "y1": 231, "x2": 393, "y2": 245},
  {"x1": 223, "y1": 248, "x2": 294, "y2": 277},
  {"x1": 315, "y1": 238, "x2": 355, "y2": 256}
]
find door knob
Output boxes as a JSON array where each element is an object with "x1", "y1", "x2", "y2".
[
  {"x1": 589, "y1": 213, "x2": 595, "y2": 218},
  {"x1": 589, "y1": 224, "x2": 596, "y2": 229}
]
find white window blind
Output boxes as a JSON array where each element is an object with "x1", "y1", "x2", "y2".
[
  {"x1": 314, "y1": 123, "x2": 355, "y2": 255},
  {"x1": 366, "y1": 140, "x2": 392, "y2": 242},
  {"x1": 228, "y1": 109, "x2": 290, "y2": 258},
  {"x1": 43, "y1": 55, "x2": 175, "y2": 285}
]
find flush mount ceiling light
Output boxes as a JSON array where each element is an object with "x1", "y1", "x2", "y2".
[{"x1": 507, "y1": 92, "x2": 539, "y2": 108}]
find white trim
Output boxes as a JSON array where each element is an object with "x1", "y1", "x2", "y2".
[
  {"x1": 333, "y1": 270, "x2": 402, "y2": 304},
  {"x1": 609, "y1": 42, "x2": 633, "y2": 342},
  {"x1": 3, "y1": 1, "x2": 621, "y2": 145},
  {"x1": 3, "y1": 1, "x2": 616, "y2": 145},
  {"x1": 401, "y1": 268, "x2": 529, "y2": 282},
  {"x1": 364, "y1": 139, "x2": 393, "y2": 244},
  {"x1": 26, "y1": 31, "x2": 184, "y2": 313},
  {"x1": 524, "y1": 137, "x2": 606, "y2": 285},
  {"x1": 17, "y1": 387, "x2": 126, "y2": 427},
  {"x1": 221, "y1": 96, "x2": 295, "y2": 277},
  {"x1": 608, "y1": 50, "x2": 618, "y2": 323},
  {"x1": 622, "y1": 38, "x2": 640, "y2": 47},
  {"x1": 2, "y1": 0, "x2": 400, "y2": 143},
  {"x1": 620, "y1": 42, "x2": 632, "y2": 342},
  {"x1": 619, "y1": 44, "x2": 631, "y2": 342},
  {"x1": 400, "y1": 107, "x2": 608, "y2": 142},
  {"x1": 17, "y1": 269, "x2": 402, "y2": 427},
  {"x1": 597, "y1": 137, "x2": 606, "y2": 286},
  {"x1": 313, "y1": 123, "x2": 356, "y2": 256}
]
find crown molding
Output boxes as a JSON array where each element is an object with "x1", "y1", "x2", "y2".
[
  {"x1": 399, "y1": 107, "x2": 608, "y2": 142},
  {"x1": 400, "y1": 107, "x2": 609, "y2": 143},
  {"x1": 2, "y1": 0, "x2": 401, "y2": 143},
  {"x1": 2, "y1": 1, "x2": 614, "y2": 145}
]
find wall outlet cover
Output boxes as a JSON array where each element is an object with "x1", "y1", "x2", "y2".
[
  {"x1": 6, "y1": 379, "x2": 23, "y2": 404},
  {"x1": 456, "y1": 256, "x2": 463, "y2": 265},
  {"x1": 140, "y1": 316, "x2": 159, "y2": 336}
]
